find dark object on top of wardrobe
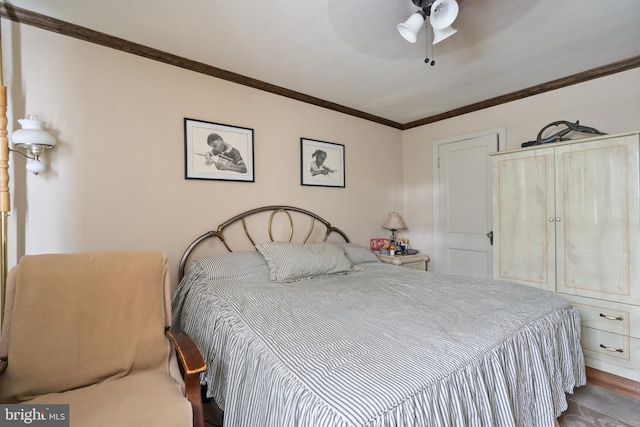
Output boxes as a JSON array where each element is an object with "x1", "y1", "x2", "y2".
[{"x1": 521, "y1": 120, "x2": 606, "y2": 147}]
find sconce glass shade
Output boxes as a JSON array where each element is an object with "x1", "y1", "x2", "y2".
[
  {"x1": 11, "y1": 115, "x2": 56, "y2": 159},
  {"x1": 382, "y1": 212, "x2": 407, "y2": 231},
  {"x1": 397, "y1": 11, "x2": 426, "y2": 43},
  {"x1": 26, "y1": 159, "x2": 46, "y2": 175}
]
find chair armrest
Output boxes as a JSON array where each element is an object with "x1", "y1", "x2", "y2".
[
  {"x1": 165, "y1": 329, "x2": 207, "y2": 427},
  {"x1": 166, "y1": 329, "x2": 207, "y2": 376}
]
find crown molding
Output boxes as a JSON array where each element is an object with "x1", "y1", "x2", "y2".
[{"x1": 2, "y1": 3, "x2": 639, "y2": 131}]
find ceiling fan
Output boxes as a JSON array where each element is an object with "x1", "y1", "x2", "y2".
[{"x1": 397, "y1": 0, "x2": 460, "y2": 44}]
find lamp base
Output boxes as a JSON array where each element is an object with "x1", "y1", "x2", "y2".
[{"x1": 389, "y1": 229, "x2": 397, "y2": 247}]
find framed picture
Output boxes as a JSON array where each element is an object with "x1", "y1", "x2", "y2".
[
  {"x1": 184, "y1": 118, "x2": 254, "y2": 182},
  {"x1": 300, "y1": 138, "x2": 345, "y2": 188}
]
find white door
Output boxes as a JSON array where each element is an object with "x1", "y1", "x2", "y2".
[{"x1": 434, "y1": 130, "x2": 504, "y2": 278}]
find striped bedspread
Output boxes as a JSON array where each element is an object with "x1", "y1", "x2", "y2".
[{"x1": 172, "y1": 251, "x2": 586, "y2": 427}]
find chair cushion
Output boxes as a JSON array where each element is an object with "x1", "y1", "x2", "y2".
[
  {"x1": 28, "y1": 370, "x2": 192, "y2": 427},
  {"x1": 0, "y1": 266, "x2": 17, "y2": 359},
  {"x1": 0, "y1": 252, "x2": 170, "y2": 402}
]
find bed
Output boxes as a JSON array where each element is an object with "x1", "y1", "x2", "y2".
[{"x1": 172, "y1": 205, "x2": 586, "y2": 427}]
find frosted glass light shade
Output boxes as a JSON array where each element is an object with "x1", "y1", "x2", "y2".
[
  {"x1": 397, "y1": 11, "x2": 426, "y2": 43},
  {"x1": 11, "y1": 115, "x2": 56, "y2": 158},
  {"x1": 11, "y1": 115, "x2": 57, "y2": 175},
  {"x1": 12, "y1": 116, "x2": 55, "y2": 147},
  {"x1": 26, "y1": 159, "x2": 46, "y2": 175},
  {"x1": 432, "y1": 26, "x2": 458, "y2": 44},
  {"x1": 430, "y1": 0, "x2": 459, "y2": 44}
]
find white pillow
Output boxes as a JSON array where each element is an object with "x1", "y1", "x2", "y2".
[{"x1": 256, "y1": 242, "x2": 358, "y2": 283}]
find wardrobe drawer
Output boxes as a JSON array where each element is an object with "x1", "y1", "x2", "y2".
[
  {"x1": 561, "y1": 294, "x2": 639, "y2": 338},
  {"x1": 581, "y1": 329, "x2": 640, "y2": 374},
  {"x1": 581, "y1": 327, "x2": 630, "y2": 361}
]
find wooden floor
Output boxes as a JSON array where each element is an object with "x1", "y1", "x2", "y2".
[
  {"x1": 558, "y1": 383, "x2": 640, "y2": 426},
  {"x1": 585, "y1": 367, "x2": 640, "y2": 401}
]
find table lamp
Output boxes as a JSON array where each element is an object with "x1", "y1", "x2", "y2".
[{"x1": 382, "y1": 212, "x2": 406, "y2": 248}]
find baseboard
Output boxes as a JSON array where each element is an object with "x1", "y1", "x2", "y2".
[{"x1": 586, "y1": 367, "x2": 640, "y2": 401}]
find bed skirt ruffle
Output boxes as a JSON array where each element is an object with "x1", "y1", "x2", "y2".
[{"x1": 173, "y1": 267, "x2": 586, "y2": 427}]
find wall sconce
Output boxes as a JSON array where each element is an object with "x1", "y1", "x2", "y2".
[{"x1": 10, "y1": 115, "x2": 56, "y2": 175}]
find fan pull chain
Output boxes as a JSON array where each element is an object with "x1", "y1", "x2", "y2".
[{"x1": 424, "y1": 22, "x2": 435, "y2": 66}]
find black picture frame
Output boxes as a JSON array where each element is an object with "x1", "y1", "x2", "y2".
[
  {"x1": 300, "y1": 138, "x2": 345, "y2": 188},
  {"x1": 184, "y1": 118, "x2": 254, "y2": 182}
]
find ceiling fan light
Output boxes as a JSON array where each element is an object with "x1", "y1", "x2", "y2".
[
  {"x1": 430, "y1": 0, "x2": 459, "y2": 43},
  {"x1": 432, "y1": 26, "x2": 458, "y2": 44},
  {"x1": 397, "y1": 11, "x2": 426, "y2": 43}
]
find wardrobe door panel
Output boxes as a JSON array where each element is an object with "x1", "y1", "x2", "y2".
[
  {"x1": 493, "y1": 148, "x2": 555, "y2": 291},
  {"x1": 555, "y1": 135, "x2": 640, "y2": 305}
]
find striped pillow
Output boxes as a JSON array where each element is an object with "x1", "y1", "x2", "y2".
[
  {"x1": 340, "y1": 243, "x2": 380, "y2": 264},
  {"x1": 256, "y1": 242, "x2": 358, "y2": 283}
]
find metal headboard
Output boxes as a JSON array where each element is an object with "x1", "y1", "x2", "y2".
[{"x1": 178, "y1": 205, "x2": 350, "y2": 280}]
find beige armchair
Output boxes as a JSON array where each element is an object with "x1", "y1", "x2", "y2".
[{"x1": 0, "y1": 252, "x2": 206, "y2": 427}]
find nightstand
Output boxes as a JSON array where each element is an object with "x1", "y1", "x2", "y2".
[{"x1": 375, "y1": 253, "x2": 430, "y2": 271}]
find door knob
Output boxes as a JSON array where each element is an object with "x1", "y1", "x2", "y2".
[{"x1": 487, "y1": 230, "x2": 493, "y2": 245}]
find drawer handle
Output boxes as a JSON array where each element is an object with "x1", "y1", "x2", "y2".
[
  {"x1": 599, "y1": 313, "x2": 623, "y2": 321},
  {"x1": 599, "y1": 344, "x2": 624, "y2": 353}
]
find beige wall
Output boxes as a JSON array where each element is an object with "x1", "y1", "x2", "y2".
[
  {"x1": 402, "y1": 67, "x2": 640, "y2": 268},
  {"x1": 2, "y1": 21, "x2": 639, "y2": 283},
  {"x1": 2, "y1": 22, "x2": 403, "y2": 286}
]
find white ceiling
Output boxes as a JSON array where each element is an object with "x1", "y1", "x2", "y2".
[{"x1": 6, "y1": 0, "x2": 640, "y2": 126}]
